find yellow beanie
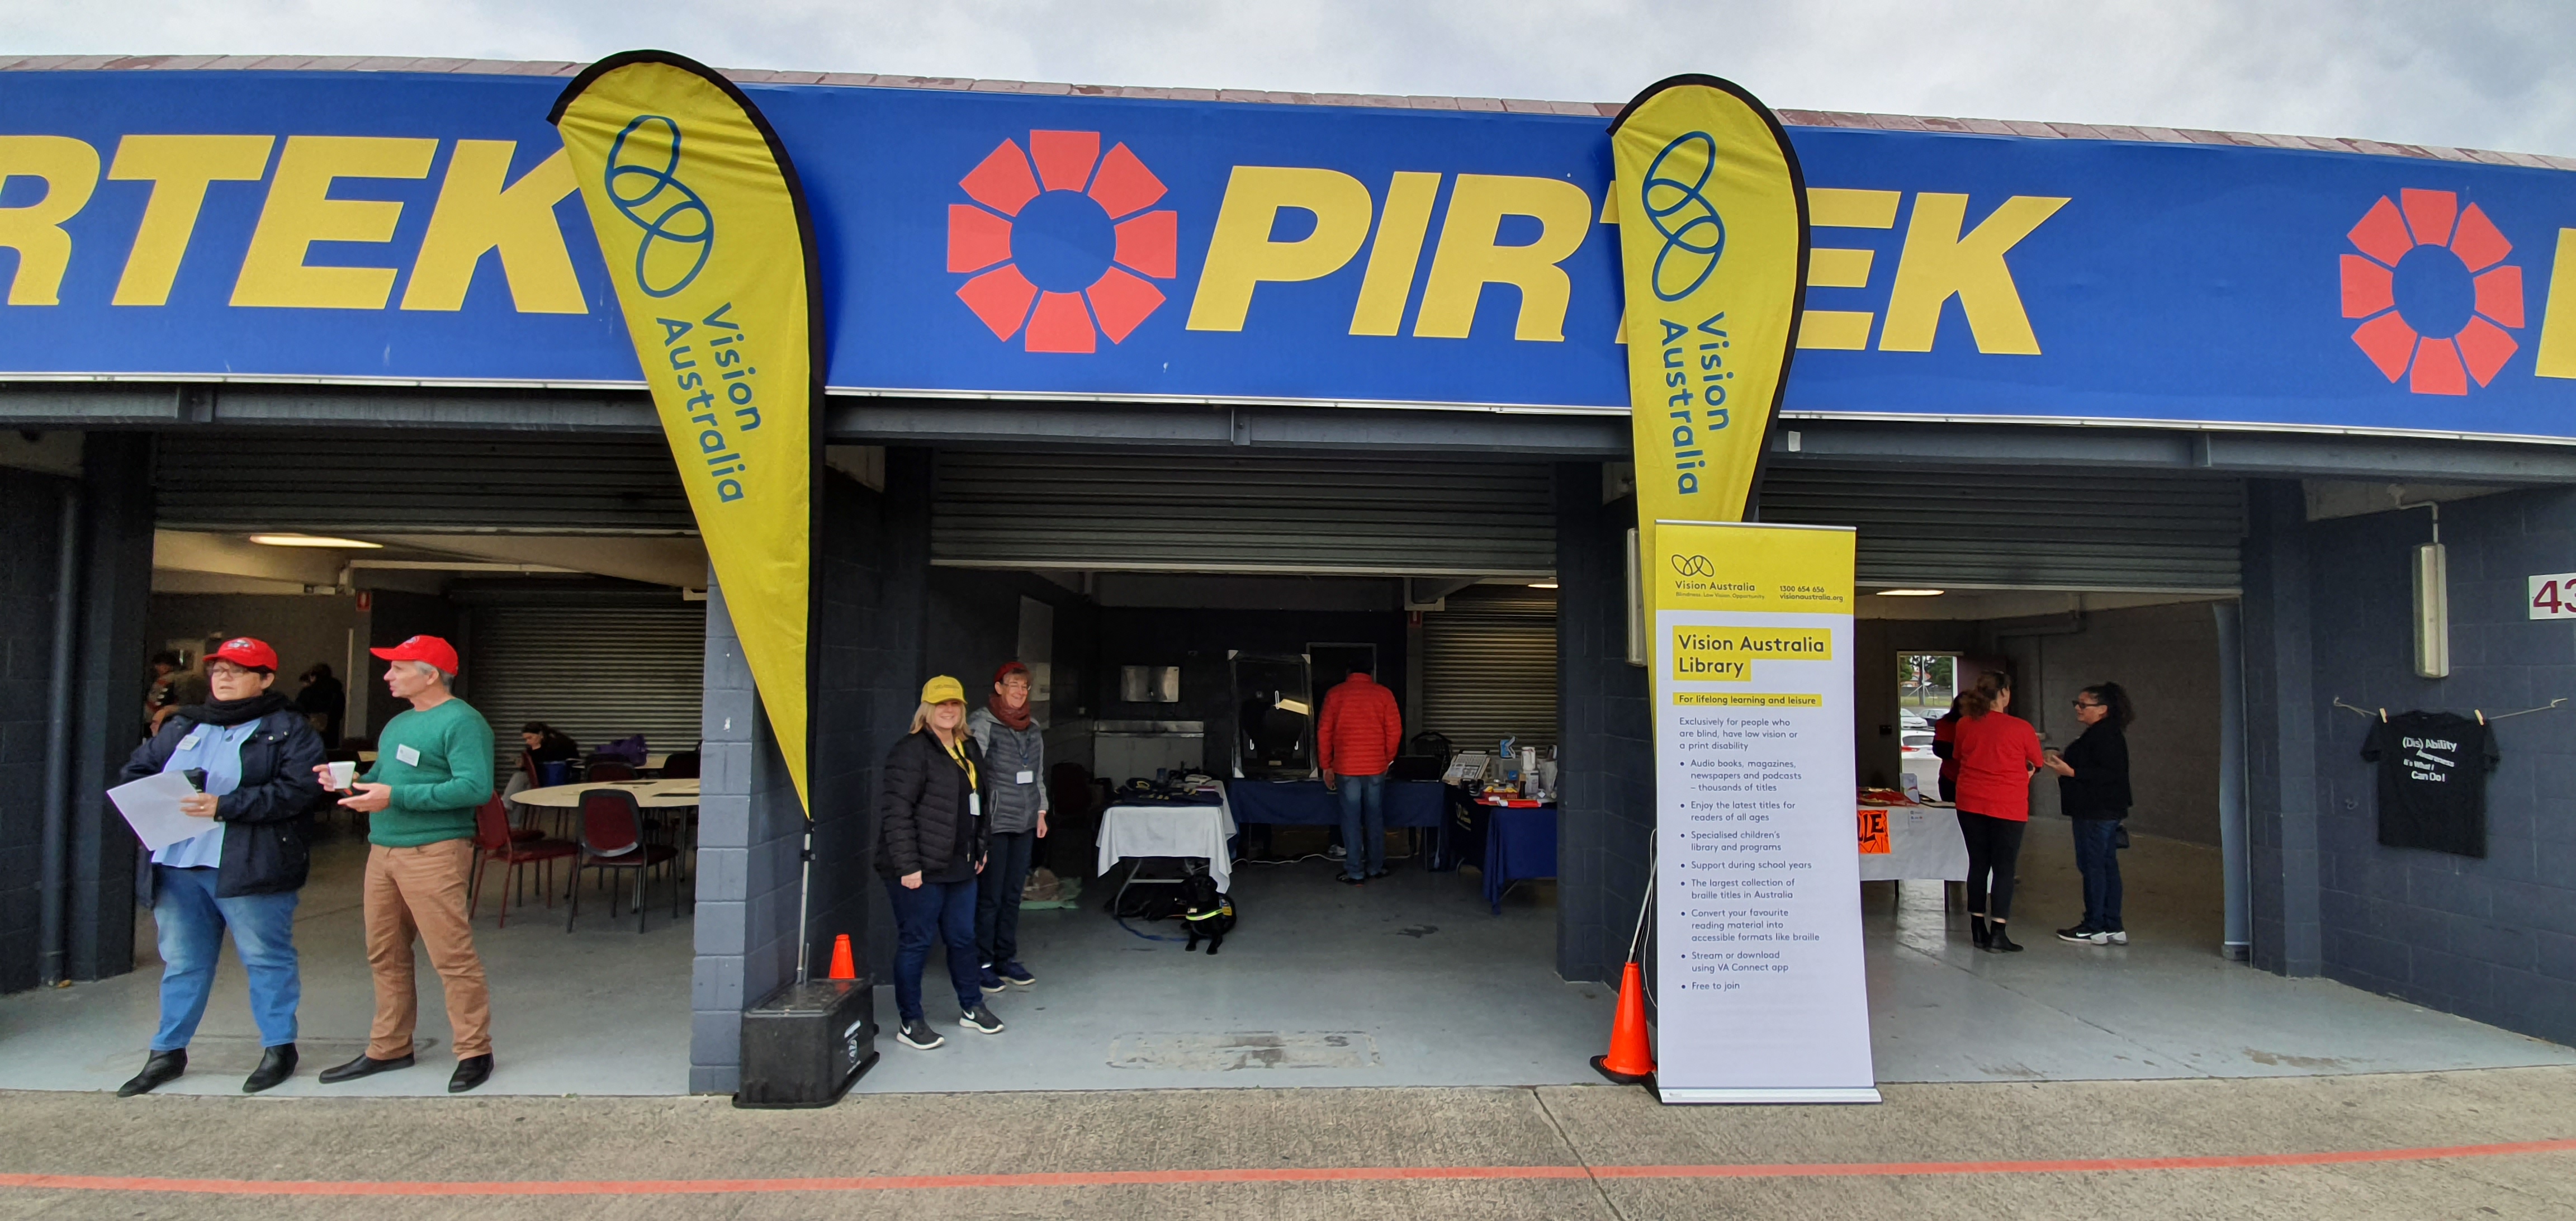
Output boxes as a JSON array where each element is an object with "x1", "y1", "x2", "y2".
[{"x1": 921, "y1": 675, "x2": 967, "y2": 704}]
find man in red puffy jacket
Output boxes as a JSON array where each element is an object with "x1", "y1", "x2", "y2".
[{"x1": 1318, "y1": 666, "x2": 1402, "y2": 884}]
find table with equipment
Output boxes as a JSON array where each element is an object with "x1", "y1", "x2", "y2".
[
  {"x1": 1456, "y1": 794, "x2": 1557, "y2": 914},
  {"x1": 1221, "y1": 778, "x2": 1447, "y2": 827},
  {"x1": 1097, "y1": 788, "x2": 1238, "y2": 905}
]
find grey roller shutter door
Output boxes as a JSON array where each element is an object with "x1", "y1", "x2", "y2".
[
  {"x1": 1420, "y1": 587, "x2": 1558, "y2": 755},
  {"x1": 1757, "y1": 465, "x2": 2245, "y2": 591},
  {"x1": 933, "y1": 452, "x2": 1555, "y2": 577},
  {"x1": 156, "y1": 433, "x2": 693, "y2": 532},
  {"x1": 463, "y1": 604, "x2": 707, "y2": 776}
]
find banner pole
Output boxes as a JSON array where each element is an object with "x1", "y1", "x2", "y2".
[{"x1": 795, "y1": 829, "x2": 814, "y2": 984}]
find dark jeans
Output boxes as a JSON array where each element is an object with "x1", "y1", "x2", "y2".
[
  {"x1": 976, "y1": 830, "x2": 1036, "y2": 967},
  {"x1": 2071, "y1": 817, "x2": 2126, "y2": 930},
  {"x1": 888, "y1": 878, "x2": 981, "y2": 1022},
  {"x1": 1337, "y1": 773, "x2": 1386, "y2": 879},
  {"x1": 1957, "y1": 811, "x2": 2028, "y2": 920}
]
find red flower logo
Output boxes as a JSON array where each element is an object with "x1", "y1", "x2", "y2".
[
  {"x1": 2340, "y1": 189, "x2": 2524, "y2": 395},
  {"x1": 948, "y1": 131, "x2": 1177, "y2": 353}
]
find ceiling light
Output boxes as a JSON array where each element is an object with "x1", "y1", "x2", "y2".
[
  {"x1": 1875, "y1": 588, "x2": 1945, "y2": 597},
  {"x1": 1528, "y1": 580, "x2": 1560, "y2": 589},
  {"x1": 248, "y1": 534, "x2": 382, "y2": 549}
]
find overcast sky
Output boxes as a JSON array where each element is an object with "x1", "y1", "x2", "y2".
[{"x1": 10, "y1": 1, "x2": 2575, "y2": 156}]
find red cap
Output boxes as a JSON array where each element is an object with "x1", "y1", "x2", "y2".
[
  {"x1": 994, "y1": 661, "x2": 1031, "y2": 683},
  {"x1": 371, "y1": 635, "x2": 460, "y2": 675},
  {"x1": 208, "y1": 637, "x2": 279, "y2": 671}
]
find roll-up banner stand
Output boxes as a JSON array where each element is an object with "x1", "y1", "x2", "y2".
[{"x1": 1612, "y1": 77, "x2": 1876, "y2": 1102}]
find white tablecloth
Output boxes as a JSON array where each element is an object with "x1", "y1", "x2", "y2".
[
  {"x1": 1097, "y1": 791, "x2": 1238, "y2": 892},
  {"x1": 1858, "y1": 803, "x2": 1971, "y2": 882}
]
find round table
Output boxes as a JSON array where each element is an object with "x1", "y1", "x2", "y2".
[
  {"x1": 512, "y1": 779, "x2": 701, "y2": 808},
  {"x1": 508, "y1": 780, "x2": 700, "y2": 914}
]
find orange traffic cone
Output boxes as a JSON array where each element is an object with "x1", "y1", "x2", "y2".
[
  {"x1": 1590, "y1": 960, "x2": 1655, "y2": 1085},
  {"x1": 827, "y1": 934, "x2": 856, "y2": 981}
]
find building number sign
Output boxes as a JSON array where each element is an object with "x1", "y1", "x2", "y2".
[{"x1": 2530, "y1": 573, "x2": 2576, "y2": 619}]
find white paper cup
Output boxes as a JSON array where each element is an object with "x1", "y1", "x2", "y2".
[{"x1": 326, "y1": 761, "x2": 357, "y2": 791}]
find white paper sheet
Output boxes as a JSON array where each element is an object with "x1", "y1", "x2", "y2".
[{"x1": 107, "y1": 770, "x2": 215, "y2": 852}]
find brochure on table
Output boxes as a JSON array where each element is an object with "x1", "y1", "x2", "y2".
[{"x1": 1652, "y1": 519, "x2": 1877, "y2": 1104}]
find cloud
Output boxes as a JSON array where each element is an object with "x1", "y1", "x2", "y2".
[{"x1": 8, "y1": 0, "x2": 2574, "y2": 155}]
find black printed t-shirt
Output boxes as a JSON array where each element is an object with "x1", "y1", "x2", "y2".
[{"x1": 2360, "y1": 712, "x2": 2499, "y2": 858}]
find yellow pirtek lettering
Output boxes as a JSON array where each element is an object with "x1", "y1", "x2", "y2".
[
  {"x1": 0, "y1": 136, "x2": 102, "y2": 305},
  {"x1": 1348, "y1": 171, "x2": 1440, "y2": 337},
  {"x1": 1413, "y1": 174, "x2": 1593, "y2": 341},
  {"x1": 1879, "y1": 192, "x2": 2068, "y2": 354},
  {"x1": 107, "y1": 135, "x2": 274, "y2": 307},
  {"x1": 2534, "y1": 229, "x2": 2576, "y2": 379},
  {"x1": 1797, "y1": 187, "x2": 1900, "y2": 351},
  {"x1": 400, "y1": 141, "x2": 586, "y2": 314},
  {"x1": 231, "y1": 135, "x2": 437, "y2": 310},
  {"x1": 1185, "y1": 166, "x2": 1372, "y2": 332}
]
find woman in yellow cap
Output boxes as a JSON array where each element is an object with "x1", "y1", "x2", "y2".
[{"x1": 876, "y1": 676, "x2": 1001, "y2": 1049}]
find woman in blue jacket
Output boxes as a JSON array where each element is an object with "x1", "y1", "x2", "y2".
[{"x1": 113, "y1": 636, "x2": 329, "y2": 1096}]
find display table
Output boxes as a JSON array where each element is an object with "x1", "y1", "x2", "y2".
[
  {"x1": 512, "y1": 779, "x2": 701, "y2": 808},
  {"x1": 1097, "y1": 791, "x2": 1238, "y2": 893},
  {"x1": 1857, "y1": 802, "x2": 1970, "y2": 882},
  {"x1": 1472, "y1": 797, "x2": 1557, "y2": 914},
  {"x1": 1223, "y1": 779, "x2": 1445, "y2": 827}
]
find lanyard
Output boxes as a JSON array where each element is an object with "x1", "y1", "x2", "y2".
[{"x1": 944, "y1": 735, "x2": 977, "y2": 789}]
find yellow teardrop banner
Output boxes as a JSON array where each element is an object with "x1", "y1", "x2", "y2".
[
  {"x1": 551, "y1": 52, "x2": 820, "y2": 813},
  {"x1": 1609, "y1": 75, "x2": 1810, "y2": 611}
]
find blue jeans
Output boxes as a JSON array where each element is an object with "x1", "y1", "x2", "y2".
[
  {"x1": 2071, "y1": 818, "x2": 2125, "y2": 931},
  {"x1": 976, "y1": 830, "x2": 1036, "y2": 968},
  {"x1": 151, "y1": 865, "x2": 300, "y2": 1050},
  {"x1": 889, "y1": 877, "x2": 982, "y2": 1022},
  {"x1": 1337, "y1": 773, "x2": 1386, "y2": 879}
]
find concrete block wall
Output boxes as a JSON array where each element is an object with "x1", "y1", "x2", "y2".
[
  {"x1": 2303, "y1": 484, "x2": 2576, "y2": 1045},
  {"x1": 0, "y1": 468, "x2": 74, "y2": 994},
  {"x1": 1553, "y1": 464, "x2": 1654, "y2": 989},
  {"x1": 2242, "y1": 479, "x2": 2324, "y2": 977},
  {"x1": 689, "y1": 456, "x2": 931, "y2": 1094},
  {"x1": 67, "y1": 434, "x2": 153, "y2": 982}
]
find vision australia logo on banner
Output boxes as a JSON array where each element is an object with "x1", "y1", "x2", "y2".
[{"x1": 551, "y1": 51, "x2": 822, "y2": 812}]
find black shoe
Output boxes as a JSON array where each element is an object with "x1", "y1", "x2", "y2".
[
  {"x1": 896, "y1": 1020, "x2": 944, "y2": 1050},
  {"x1": 447, "y1": 1054, "x2": 493, "y2": 1094},
  {"x1": 1969, "y1": 916, "x2": 1991, "y2": 948},
  {"x1": 2057, "y1": 925, "x2": 2102, "y2": 944},
  {"x1": 242, "y1": 1044, "x2": 297, "y2": 1094},
  {"x1": 1366, "y1": 868, "x2": 1389, "y2": 879},
  {"x1": 117, "y1": 1050, "x2": 186, "y2": 1097},
  {"x1": 1339, "y1": 874, "x2": 1366, "y2": 886},
  {"x1": 960, "y1": 1005, "x2": 1005, "y2": 1035},
  {"x1": 1987, "y1": 925, "x2": 2024, "y2": 953},
  {"x1": 319, "y1": 1053, "x2": 414, "y2": 1084}
]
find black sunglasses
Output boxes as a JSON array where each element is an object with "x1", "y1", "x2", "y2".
[{"x1": 2072, "y1": 700, "x2": 2104, "y2": 708}]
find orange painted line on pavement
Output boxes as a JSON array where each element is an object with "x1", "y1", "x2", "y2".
[{"x1": 2, "y1": 1137, "x2": 2571, "y2": 1196}]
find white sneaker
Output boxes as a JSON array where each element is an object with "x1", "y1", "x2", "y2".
[
  {"x1": 1327, "y1": 844, "x2": 1347, "y2": 860},
  {"x1": 2099, "y1": 930, "x2": 2129, "y2": 945}
]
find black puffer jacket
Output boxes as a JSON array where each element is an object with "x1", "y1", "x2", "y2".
[
  {"x1": 2057, "y1": 721, "x2": 2133, "y2": 817},
  {"x1": 123, "y1": 704, "x2": 330, "y2": 900},
  {"x1": 876, "y1": 730, "x2": 988, "y2": 882}
]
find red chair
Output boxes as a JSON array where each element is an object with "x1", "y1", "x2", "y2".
[
  {"x1": 569, "y1": 788, "x2": 679, "y2": 933},
  {"x1": 586, "y1": 760, "x2": 636, "y2": 782},
  {"x1": 468, "y1": 798, "x2": 576, "y2": 928}
]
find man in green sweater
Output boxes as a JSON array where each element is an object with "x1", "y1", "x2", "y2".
[{"x1": 313, "y1": 635, "x2": 499, "y2": 1094}]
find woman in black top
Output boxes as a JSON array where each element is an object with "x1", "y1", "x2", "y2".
[
  {"x1": 875, "y1": 676, "x2": 997, "y2": 1050},
  {"x1": 2043, "y1": 682, "x2": 2133, "y2": 944}
]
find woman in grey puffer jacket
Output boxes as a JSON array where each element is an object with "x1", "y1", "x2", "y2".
[{"x1": 968, "y1": 662, "x2": 1048, "y2": 991}]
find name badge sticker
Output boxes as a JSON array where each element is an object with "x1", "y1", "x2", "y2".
[
  {"x1": 969, "y1": 792, "x2": 983, "y2": 820},
  {"x1": 178, "y1": 728, "x2": 205, "y2": 750},
  {"x1": 396, "y1": 744, "x2": 422, "y2": 766},
  {"x1": 1016, "y1": 770, "x2": 1035, "y2": 785}
]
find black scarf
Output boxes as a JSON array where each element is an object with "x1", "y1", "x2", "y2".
[{"x1": 177, "y1": 691, "x2": 296, "y2": 728}]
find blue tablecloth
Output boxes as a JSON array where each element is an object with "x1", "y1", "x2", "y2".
[
  {"x1": 1224, "y1": 779, "x2": 1446, "y2": 827},
  {"x1": 1478, "y1": 802, "x2": 1557, "y2": 914}
]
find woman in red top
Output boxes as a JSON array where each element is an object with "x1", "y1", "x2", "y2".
[{"x1": 1950, "y1": 671, "x2": 2044, "y2": 953}]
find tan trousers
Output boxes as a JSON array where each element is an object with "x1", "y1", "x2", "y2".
[{"x1": 363, "y1": 840, "x2": 493, "y2": 1059}]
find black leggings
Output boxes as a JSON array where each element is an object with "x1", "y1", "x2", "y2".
[{"x1": 1957, "y1": 811, "x2": 2027, "y2": 920}]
